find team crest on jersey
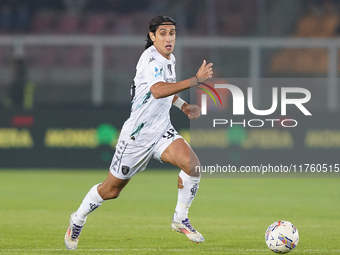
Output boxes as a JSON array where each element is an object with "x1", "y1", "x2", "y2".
[
  {"x1": 155, "y1": 67, "x2": 163, "y2": 77},
  {"x1": 122, "y1": 165, "x2": 130, "y2": 175},
  {"x1": 167, "y1": 64, "x2": 172, "y2": 75}
]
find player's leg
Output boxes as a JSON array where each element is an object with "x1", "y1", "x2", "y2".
[
  {"x1": 161, "y1": 137, "x2": 200, "y2": 176},
  {"x1": 160, "y1": 138, "x2": 204, "y2": 243},
  {"x1": 161, "y1": 138, "x2": 201, "y2": 221},
  {"x1": 65, "y1": 172, "x2": 129, "y2": 250},
  {"x1": 73, "y1": 172, "x2": 130, "y2": 225},
  {"x1": 65, "y1": 140, "x2": 153, "y2": 250}
]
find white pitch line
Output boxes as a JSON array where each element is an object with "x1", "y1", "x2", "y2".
[
  {"x1": 0, "y1": 248, "x2": 340, "y2": 253},
  {"x1": 0, "y1": 249, "x2": 187, "y2": 252}
]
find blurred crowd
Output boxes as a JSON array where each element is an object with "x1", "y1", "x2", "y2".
[
  {"x1": 0, "y1": 0, "x2": 258, "y2": 36},
  {"x1": 0, "y1": 0, "x2": 340, "y2": 36},
  {"x1": 1, "y1": 0, "x2": 340, "y2": 108},
  {"x1": 270, "y1": 0, "x2": 340, "y2": 75}
]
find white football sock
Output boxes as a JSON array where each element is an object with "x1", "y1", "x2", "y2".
[
  {"x1": 72, "y1": 183, "x2": 104, "y2": 226},
  {"x1": 174, "y1": 170, "x2": 200, "y2": 222}
]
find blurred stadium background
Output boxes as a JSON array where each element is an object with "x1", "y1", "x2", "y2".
[
  {"x1": 0, "y1": 0, "x2": 339, "y2": 168},
  {"x1": 1, "y1": 3, "x2": 339, "y2": 254}
]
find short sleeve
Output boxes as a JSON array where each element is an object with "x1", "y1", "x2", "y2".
[{"x1": 145, "y1": 57, "x2": 165, "y2": 89}]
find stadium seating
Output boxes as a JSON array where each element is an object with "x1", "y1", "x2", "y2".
[
  {"x1": 270, "y1": 1, "x2": 340, "y2": 75},
  {"x1": 83, "y1": 13, "x2": 109, "y2": 34},
  {"x1": 216, "y1": 0, "x2": 256, "y2": 36},
  {"x1": 5, "y1": 2, "x2": 338, "y2": 74},
  {"x1": 56, "y1": 14, "x2": 81, "y2": 34},
  {"x1": 31, "y1": 11, "x2": 56, "y2": 34}
]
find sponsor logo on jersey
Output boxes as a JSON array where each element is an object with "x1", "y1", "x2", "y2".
[
  {"x1": 155, "y1": 67, "x2": 163, "y2": 77},
  {"x1": 166, "y1": 78, "x2": 176, "y2": 83},
  {"x1": 149, "y1": 57, "x2": 155, "y2": 63}
]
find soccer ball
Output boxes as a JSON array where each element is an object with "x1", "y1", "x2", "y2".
[{"x1": 265, "y1": 220, "x2": 299, "y2": 253}]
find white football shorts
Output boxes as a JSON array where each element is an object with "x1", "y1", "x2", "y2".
[{"x1": 109, "y1": 126, "x2": 182, "y2": 179}]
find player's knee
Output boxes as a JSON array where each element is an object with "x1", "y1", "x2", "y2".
[
  {"x1": 106, "y1": 188, "x2": 121, "y2": 200},
  {"x1": 99, "y1": 186, "x2": 121, "y2": 200},
  {"x1": 190, "y1": 157, "x2": 201, "y2": 172},
  {"x1": 181, "y1": 156, "x2": 201, "y2": 177}
]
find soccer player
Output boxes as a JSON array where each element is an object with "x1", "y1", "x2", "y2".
[{"x1": 65, "y1": 15, "x2": 213, "y2": 250}]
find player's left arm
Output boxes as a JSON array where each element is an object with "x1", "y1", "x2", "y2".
[
  {"x1": 172, "y1": 95, "x2": 201, "y2": 120},
  {"x1": 150, "y1": 60, "x2": 213, "y2": 99}
]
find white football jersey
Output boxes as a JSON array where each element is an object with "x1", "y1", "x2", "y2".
[{"x1": 119, "y1": 45, "x2": 177, "y2": 147}]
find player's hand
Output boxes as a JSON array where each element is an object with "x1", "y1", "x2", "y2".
[
  {"x1": 195, "y1": 60, "x2": 213, "y2": 83},
  {"x1": 182, "y1": 104, "x2": 201, "y2": 120}
]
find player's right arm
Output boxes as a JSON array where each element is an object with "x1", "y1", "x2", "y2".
[{"x1": 150, "y1": 60, "x2": 213, "y2": 99}]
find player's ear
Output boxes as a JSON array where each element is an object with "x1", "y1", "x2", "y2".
[{"x1": 149, "y1": 31, "x2": 156, "y2": 43}]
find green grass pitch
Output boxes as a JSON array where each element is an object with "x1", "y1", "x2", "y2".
[{"x1": 0, "y1": 169, "x2": 339, "y2": 255}]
